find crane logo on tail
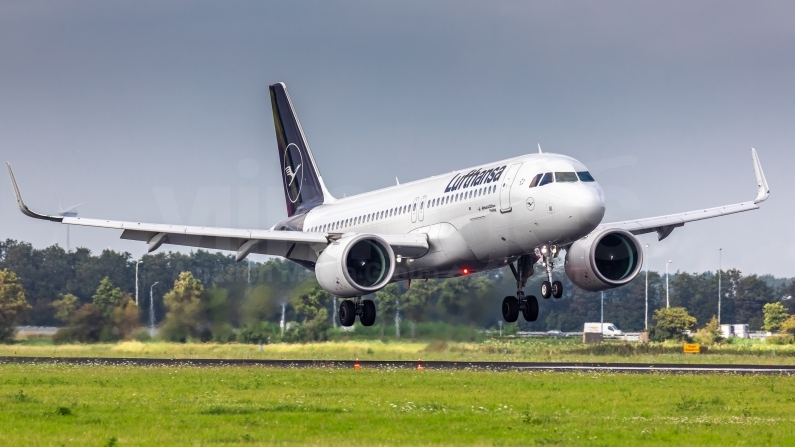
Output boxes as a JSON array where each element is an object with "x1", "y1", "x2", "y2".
[
  {"x1": 283, "y1": 143, "x2": 304, "y2": 203},
  {"x1": 285, "y1": 164, "x2": 301, "y2": 186}
]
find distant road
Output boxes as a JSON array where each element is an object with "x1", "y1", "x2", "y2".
[{"x1": 1, "y1": 357, "x2": 794, "y2": 374}]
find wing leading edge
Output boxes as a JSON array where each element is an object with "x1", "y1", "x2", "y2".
[
  {"x1": 599, "y1": 148, "x2": 770, "y2": 241},
  {"x1": 5, "y1": 163, "x2": 428, "y2": 262}
]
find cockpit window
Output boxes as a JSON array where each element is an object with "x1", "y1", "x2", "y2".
[
  {"x1": 577, "y1": 171, "x2": 595, "y2": 182},
  {"x1": 538, "y1": 172, "x2": 554, "y2": 186},
  {"x1": 554, "y1": 172, "x2": 578, "y2": 183},
  {"x1": 528, "y1": 174, "x2": 542, "y2": 188}
]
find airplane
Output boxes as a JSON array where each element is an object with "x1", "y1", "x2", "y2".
[{"x1": 6, "y1": 83, "x2": 770, "y2": 327}]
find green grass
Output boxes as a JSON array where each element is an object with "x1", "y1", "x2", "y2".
[
  {"x1": 0, "y1": 363, "x2": 793, "y2": 446},
  {"x1": 4, "y1": 337, "x2": 795, "y2": 365}
]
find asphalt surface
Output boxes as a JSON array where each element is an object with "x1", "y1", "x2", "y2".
[{"x1": 1, "y1": 356, "x2": 794, "y2": 374}]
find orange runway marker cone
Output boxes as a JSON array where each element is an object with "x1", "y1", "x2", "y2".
[
  {"x1": 417, "y1": 359, "x2": 424, "y2": 371},
  {"x1": 354, "y1": 359, "x2": 361, "y2": 370}
]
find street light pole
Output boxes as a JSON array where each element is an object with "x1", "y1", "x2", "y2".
[
  {"x1": 666, "y1": 260, "x2": 673, "y2": 308},
  {"x1": 601, "y1": 291, "x2": 604, "y2": 328},
  {"x1": 149, "y1": 282, "x2": 159, "y2": 334},
  {"x1": 645, "y1": 244, "x2": 649, "y2": 330},
  {"x1": 135, "y1": 260, "x2": 142, "y2": 305},
  {"x1": 718, "y1": 248, "x2": 722, "y2": 324}
]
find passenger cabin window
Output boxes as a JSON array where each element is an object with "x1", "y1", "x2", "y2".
[
  {"x1": 555, "y1": 172, "x2": 578, "y2": 183},
  {"x1": 538, "y1": 172, "x2": 554, "y2": 186},
  {"x1": 577, "y1": 171, "x2": 595, "y2": 182}
]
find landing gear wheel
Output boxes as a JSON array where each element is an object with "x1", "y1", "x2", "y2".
[
  {"x1": 360, "y1": 300, "x2": 376, "y2": 326},
  {"x1": 502, "y1": 296, "x2": 519, "y2": 323},
  {"x1": 339, "y1": 300, "x2": 356, "y2": 327},
  {"x1": 522, "y1": 295, "x2": 539, "y2": 322},
  {"x1": 552, "y1": 281, "x2": 563, "y2": 299},
  {"x1": 541, "y1": 281, "x2": 552, "y2": 299}
]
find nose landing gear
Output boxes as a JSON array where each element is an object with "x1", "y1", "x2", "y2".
[
  {"x1": 536, "y1": 246, "x2": 563, "y2": 299},
  {"x1": 339, "y1": 297, "x2": 376, "y2": 327}
]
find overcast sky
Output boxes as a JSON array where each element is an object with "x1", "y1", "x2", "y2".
[{"x1": 1, "y1": 1, "x2": 793, "y2": 277}]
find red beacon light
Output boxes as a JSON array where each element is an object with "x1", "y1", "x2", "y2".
[{"x1": 462, "y1": 268, "x2": 469, "y2": 275}]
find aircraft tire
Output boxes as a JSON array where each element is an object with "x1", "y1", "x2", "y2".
[
  {"x1": 552, "y1": 281, "x2": 563, "y2": 299},
  {"x1": 522, "y1": 295, "x2": 539, "y2": 322},
  {"x1": 502, "y1": 296, "x2": 519, "y2": 323},
  {"x1": 541, "y1": 281, "x2": 552, "y2": 299},
  {"x1": 361, "y1": 300, "x2": 376, "y2": 326},
  {"x1": 339, "y1": 300, "x2": 356, "y2": 327}
]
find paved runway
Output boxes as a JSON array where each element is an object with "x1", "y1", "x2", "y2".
[{"x1": 1, "y1": 356, "x2": 794, "y2": 374}]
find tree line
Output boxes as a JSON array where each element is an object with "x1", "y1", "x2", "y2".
[{"x1": 0, "y1": 239, "x2": 792, "y2": 342}]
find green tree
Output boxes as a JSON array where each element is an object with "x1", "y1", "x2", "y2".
[
  {"x1": 374, "y1": 284, "x2": 399, "y2": 337},
  {"x1": 763, "y1": 302, "x2": 788, "y2": 333},
  {"x1": 401, "y1": 280, "x2": 437, "y2": 338},
  {"x1": 109, "y1": 295, "x2": 141, "y2": 341},
  {"x1": 780, "y1": 315, "x2": 795, "y2": 336},
  {"x1": 160, "y1": 272, "x2": 208, "y2": 342},
  {"x1": 733, "y1": 273, "x2": 777, "y2": 329},
  {"x1": 52, "y1": 293, "x2": 79, "y2": 324},
  {"x1": 240, "y1": 284, "x2": 279, "y2": 327},
  {"x1": 92, "y1": 277, "x2": 127, "y2": 318},
  {"x1": 0, "y1": 269, "x2": 30, "y2": 342},
  {"x1": 289, "y1": 286, "x2": 331, "y2": 342},
  {"x1": 650, "y1": 307, "x2": 696, "y2": 341},
  {"x1": 54, "y1": 280, "x2": 139, "y2": 343},
  {"x1": 693, "y1": 316, "x2": 723, "y2": 345},
  {"x1": 206, "y1": 287, "x2": 234, "y2": 342},
  {"x1": 55, "y1": 303, "x2": 104, "y2": 343}
]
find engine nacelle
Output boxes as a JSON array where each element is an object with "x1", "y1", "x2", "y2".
[
  {"x1": 315, "y1": 234, "x2": 396, "y2": 298},
  {"x1": 565, "y1": 228, "x2": 644, "y2": 292}
]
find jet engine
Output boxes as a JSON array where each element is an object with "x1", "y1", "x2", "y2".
[
  {"x1": 564, "y1": 228, "x2": 643, "y2": 292},
  {"x1": 315, "y1": 234, "x2": 395, "y2": 297}
]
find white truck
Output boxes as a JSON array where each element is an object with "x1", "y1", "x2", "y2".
[{"x1": 583, "y1": 322, "x2": 624, "y2": 337}]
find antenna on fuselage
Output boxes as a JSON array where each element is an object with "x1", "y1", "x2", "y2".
[
  {"x1": 396, "y1": 177, "x2": 400, "y2": 185},
  {"x1": 538, "y1": 144, "x2": 542, "y2": 154}
]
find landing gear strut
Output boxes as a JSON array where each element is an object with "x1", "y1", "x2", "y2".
[
  {"x1": 339, "y1": 297, "x2": 377, "y2": 327},
  {"x1": 504, "y1": 254, "x2": 539, "y2": 322},
  {"x1": 536, "y1": 246, "x2": 563, "y2": 299}
]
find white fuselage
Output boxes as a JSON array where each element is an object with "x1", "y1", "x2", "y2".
[{"x1": 301, "y1": 153, "x2": 606, "y2": 279}]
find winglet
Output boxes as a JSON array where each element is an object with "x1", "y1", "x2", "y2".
[
  {"x1": 6, "y1": 162, "x2": 63, "y2": 222},
  {"x1": 751, "y1": 148, "x2": 770, "y2": 204}
]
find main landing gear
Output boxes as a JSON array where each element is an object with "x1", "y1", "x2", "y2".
[
  {"x1": 536, "y1": 245, "x2": 563, "y2": 300},
  {"x1": 502, "y1": 246, "x2": 565, "y2": 323},
  {"x1": 339, "y1": 297, "x2": 376, "y2": 327},
  {"x1": 503, "y1": 254, "x2": 539, "y2": 322}
]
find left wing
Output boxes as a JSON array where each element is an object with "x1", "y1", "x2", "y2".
[
  {"x1": 6, "y1": 163, "x2": 429, "y2": 262},
  {"x1": 599, "y1": 148, "x2": 769, "y2": 241}
]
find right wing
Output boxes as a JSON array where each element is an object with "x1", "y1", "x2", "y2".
[
  {"x1": 598, "y1": 148, "x2": 769, "y2": 241},
  {"x1": 6, "y1": 163, "x2": 428, "y2": 262}
]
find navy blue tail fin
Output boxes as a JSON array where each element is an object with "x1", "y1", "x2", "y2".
[{"x1": 270, "y1": 82, "x2": 329, "y2": 217}]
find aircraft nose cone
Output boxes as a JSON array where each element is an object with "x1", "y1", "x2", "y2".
[{"x1": 580, "y1": 184, "x2": 606, "y2": 227}]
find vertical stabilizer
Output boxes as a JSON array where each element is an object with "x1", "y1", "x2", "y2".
[{"x1": 269, "y1": 83, "x2": 334, "y2": 217}]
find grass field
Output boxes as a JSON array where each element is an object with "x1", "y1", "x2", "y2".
[
  {"x1": 4, "y1": 337, "x2": 795, "y2": 365},
  {"x1": 0, "y1": 363, "x2": 793, "y2": 446}
]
